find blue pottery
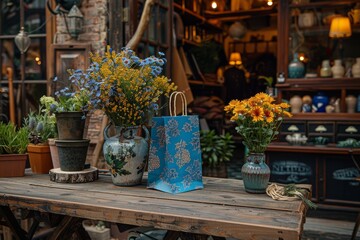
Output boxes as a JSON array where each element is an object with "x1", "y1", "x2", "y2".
[
  {"x1": 241, "y1": 153, "x2": 270, "y2": 193},
  {"x1": 288, "y1": 53, "x2": 305, "y2": 78},
  {"x1": 312, "y1": 92, "x2": 329, "y2": 112}
]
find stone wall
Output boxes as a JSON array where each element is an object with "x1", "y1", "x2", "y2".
[{"x1": 55, "y1": 0, "x2": 108, "y2": 53}]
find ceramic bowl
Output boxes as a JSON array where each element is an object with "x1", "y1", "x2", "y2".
[{"x1": 286, "y1": 133, "x2": 308, "y2": 145}]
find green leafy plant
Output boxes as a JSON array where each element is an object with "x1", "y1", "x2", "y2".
[
  {"x1": 200, "y1": 130, "x2": 235, "y2": 168},
  {"x1": 40, "y1": 77, "x2": 90, "y2": 114},
  {"x1": 0, "y1": 122, "x2": 29, "y2": 154},
  {"x1": 24, "y1": 107, "x2": 57, "y2": 144}
]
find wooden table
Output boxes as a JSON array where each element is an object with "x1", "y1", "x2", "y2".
[{"x1": 0, "y1": 172, "x2": 311, "y2": 240}]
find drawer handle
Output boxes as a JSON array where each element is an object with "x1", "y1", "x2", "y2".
[
  {"x1": 315, "y1": 125, "x2": 327, "y2": 132},
  {"x1": 345, "y1": 126, "x2": 358, "y2": 133},
  {"x1": 288, "y1": 125, "x2": 299, "y2": 132}
]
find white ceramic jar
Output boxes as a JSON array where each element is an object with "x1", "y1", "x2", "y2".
[
  {"x1": 352, "y1": 57, "x2": 360, "y2": 78},
  {"x1": 320, "y1": 60, "x2": 332, "y2": 77},
  {"x1": 298, "y1": 12, "x2": 316, "y2": 28},
  {"x1": 345, "y1": 95, "x2": 357, "y2": 113},
  {"x1": 289, "y1": 95, "x2": 303, "y2": 113},
  {"x1": 331, "y1": 59, "x2": 345, "y2": 78}
]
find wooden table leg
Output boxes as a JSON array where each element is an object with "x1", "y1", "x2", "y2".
[
  {"x1": 351, "y1": 212, "x2": 360, "y2": 240},
  {"x1": 0, "y1": 206, "x2": 29, "y2": 240},
  {"x1": 47, "y1": 216, "x2": 90, "y2": 240},
  {"x1": 163, "y1": 230, "x2": 181, "y2": 240},
  {"x1": 163, "y1": 231, "x2": 226, "y2": 240}
]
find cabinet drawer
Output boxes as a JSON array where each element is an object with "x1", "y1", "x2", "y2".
[
  {"x1": 308, "y1": 122, "x2": 334, "y2": 134},
  {"x1": 337, "y1": 122, "x2": 360, "y2": 134},
  {"x1": 281, "y1": 121, "x2": 306, "y2": 133}
]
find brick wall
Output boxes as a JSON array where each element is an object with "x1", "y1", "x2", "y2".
[
  {"x1": 55, "y1": 0, "x2": 108, "y2": 53},
  {"x1": 54, "y1": 0, "x2": 109, "y2": 168}
]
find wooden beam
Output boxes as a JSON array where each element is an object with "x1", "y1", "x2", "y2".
[{"x1": 126, "y1": 0, "x2": 156, "y2": 50}]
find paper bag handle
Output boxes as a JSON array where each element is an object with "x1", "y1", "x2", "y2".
[{"x1": 169, "y1": 91, "x2": 187, "y2": 116}]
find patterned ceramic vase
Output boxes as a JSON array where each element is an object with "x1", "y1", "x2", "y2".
[
  {"x1": 241, "y1": 153, "x2": 270, "y2": 193},
  {"x1": 288, "y1": 53, "x2": 305, "y2": 78},
  {"x1": 103, "y1": 124, "x2": 149, "y2": 186}
]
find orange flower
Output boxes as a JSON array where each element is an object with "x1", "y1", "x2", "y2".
[
  {"x1": 264, "y1": 109, "x2": 274, "y2": 123},
  {"x1": 224, "y1": 92, "x2": 292, "y2": 153},
  {"x1": 251, "y1": 106, "x2": 264, "y2": 122}
]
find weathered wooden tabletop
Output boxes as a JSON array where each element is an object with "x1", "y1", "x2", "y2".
[{"x1": 0, "y1": 172, "x2": 310, "y2": 240}]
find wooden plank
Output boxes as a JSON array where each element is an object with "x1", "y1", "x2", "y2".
[
  {"x1": 0, "y1": 175, "x2": 306, "y2": 213},
  {"x1": 0, "y1": 175, "x2": 307, "y2": 239}
]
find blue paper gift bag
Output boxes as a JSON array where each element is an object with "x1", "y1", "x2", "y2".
[{"x1": 147, "y1": 92, "x2": 203, "y2": 194}]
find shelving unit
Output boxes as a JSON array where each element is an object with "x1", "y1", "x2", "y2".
[
  {"x1": 173, "y1": 2, "x2": 222, "y2": 32},
  {"x1": 270, "y1": 0, "x2": 360, "y2": 208}
]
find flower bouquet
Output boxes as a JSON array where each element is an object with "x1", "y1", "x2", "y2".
[
  {"x1": 73, "y1": 46, "x2": 177, "y2": 186},
  {"x1": 82, "y1": 46, "x2": 177, "y2": 127},
  {"x1": 225, "y1": 92, "x2": 291, "y2": 193}
]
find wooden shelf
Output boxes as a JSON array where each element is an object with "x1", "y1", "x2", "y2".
[
  {"x1": 204, "y1": 5, "x2": 277, "y2": 22},
  {"x1": 188, "y1": 80, "x2": 223, "y2": 87},
  {"x1": 276, "y1": 78, "x2": 360, "y2": 90},
  {"x1": 289, "y1": 0, "x2": 359, "y2": 9},
  {"x1": 173, "y1": 3, "x2": 222, "y2": 32},
  {"x1": 284, "y1": 113, "x2": 360, "y2": 121},
  {"x1": 179, "y1": 38, "x2": 201, "y2": 47},
  {"x1": 290, "y1": 25, "x2": 360, "y2": 35},
  {"x1": 266, "y1": 142, "x2": 360, "y2": 155}
]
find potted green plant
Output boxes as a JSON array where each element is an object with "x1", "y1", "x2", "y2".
[
  {"x1": 25, "y1": 108, "x2": 57, "y2": 174},
  {"x1": 200, "y1": 130, "x2": 235, "y2": 178},
  {"x1": 0, "y1": 122, "x2": 29, "y2": 177},
  {"x1": 40, "y1": 77, "x2": 91, "y2": 172},
  {"x1": 41, "y1": 76, "x2": 90, "y2": 140}
]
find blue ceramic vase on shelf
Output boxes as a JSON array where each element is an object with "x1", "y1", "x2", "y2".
[
  {"x1": 288, "y1": 53, "x2": 305, "y2": 78},
  {"x1": 312, "y1": 92, "x2": 329, "y2": 112}
]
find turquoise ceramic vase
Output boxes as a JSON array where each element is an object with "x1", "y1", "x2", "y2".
[
  {"x1": 288, "y1": 53, "x2": 305, "y2": 78},
  {"x1": 241, "y1": 153, "x2": 270, "y2": 193}
]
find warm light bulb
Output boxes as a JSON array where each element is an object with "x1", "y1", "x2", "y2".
[
  {"x1": 35, "y1": 57, "x2": 40, "y2": 62},
  {"x1": 299, "y1": 56, "x2": 305, "y2": 61},
  {"x1": 211, "y1": 1, "x2": 217, "y2": 9},
  {"x1": 267, "y1": 0, "x2": 273, "y2": 6},
  {"x1": 37, "y1": 61, "x2": 41, "y2": 65}
]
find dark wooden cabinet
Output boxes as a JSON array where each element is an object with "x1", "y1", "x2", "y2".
[
  {"x1": 266, "y1": 143, "x2": 360, "y2": 208},
  {"x1": 272, "y1": 0, "x2": 360, "y2": 208}
]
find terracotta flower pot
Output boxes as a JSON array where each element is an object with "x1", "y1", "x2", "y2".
[
  {"x1": 48, "y1": 138, "x2": 60, "y2": 168},
  {"x1": 0, "y1": 154, "x2": 28, "y2": 177},
  {"x1": 27, "y1": 144, "x2": 53, "y2": 174}
]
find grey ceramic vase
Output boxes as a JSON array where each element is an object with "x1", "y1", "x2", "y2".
[
  {"x1": 55, "y1": 139, "x2": 90, "y2": 171},
  {"x1": 56, "y1": 111, "x2": 85, "y2": 140}
]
